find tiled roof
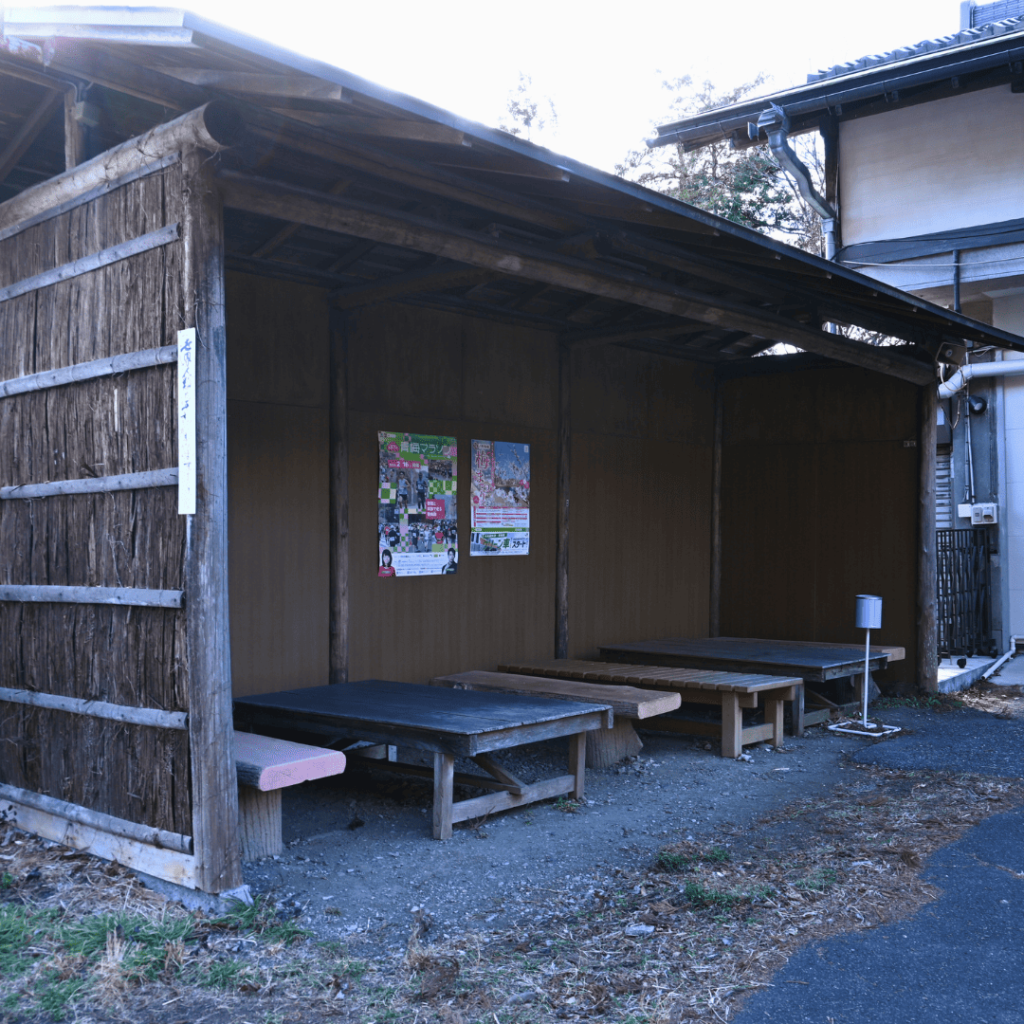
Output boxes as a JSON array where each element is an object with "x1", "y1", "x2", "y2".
[{"x1": 807, "y1": 15, "x2": 1024, "y2": 83}]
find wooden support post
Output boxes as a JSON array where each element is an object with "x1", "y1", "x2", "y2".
[
  {"x1": 791, "y1": 683, "x2": 805, "y2": 737},
  {"x1": 555, "y1": 341, "x2": 571, "y2": 658},
  {"x1": 63, "y1": 87, "x2": 85, "y2": 169},
  {"x1": 432, "y1": 752, "x2": 455, "y2": 840},
  {"x1": 568, "y1": 732, "x2": 586, "y2": 800},
  {"x1": 918, "y1": 382, "x2": 939, "y2": 692},
  {"x1": 709, "y1": 384, "x2": 723, "y2": 637},
  {"x1": 585, "y1": 719, "x2": 643, "y2": 768},
  {"x1": 182, "y1": 146, "x2": 242, "y2": 893},
  {"x1": 329, "y1": 308, "x2": 350, "y2": 685},
  {"x1": 721, "y1": 693, "x2": 742, "y2": 759},
  {"x1": 764, "y1": 697, "x2": 785, "y2": 748},
  {"x1": 237, "y1": 786, "x2": 282, "y2": 860}
]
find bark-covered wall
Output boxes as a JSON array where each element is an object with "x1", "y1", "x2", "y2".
[{"x1": 0, "y1": 163, "x2": 190, "y2": 834}]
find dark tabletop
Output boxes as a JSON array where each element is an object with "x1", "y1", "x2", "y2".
[
  {"x1": 234, "y1": 679, "x2": 607, "y2": 739},
  {"x1": 598, "y1": 637, "x2": 890, "y2": 682}
]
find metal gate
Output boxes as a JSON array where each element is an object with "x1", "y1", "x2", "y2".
[{"x1": 936, "y1": 528, "x2": 990, "y2": 656}]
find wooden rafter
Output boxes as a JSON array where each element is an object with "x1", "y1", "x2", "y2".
[
  {"x1": 332, "y1": 263, "x2": 491, "y2": 309},
  {"x1": 0, "y1": 87, "x2": 64, "y2": 188},
  {"x1": 219, "y1": 172, "x2": 936, "y2": 384}
]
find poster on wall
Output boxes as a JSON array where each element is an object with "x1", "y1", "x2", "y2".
[
  {"x1": 378, "y1": 431, "x2": 458, "y2": 577},
  {"x1": 470, "y1": 439, "x2": 530, "y2": 556}
]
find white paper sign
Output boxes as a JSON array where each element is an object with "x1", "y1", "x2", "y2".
[{"x1": 177, "y1": 328, "x2": 196, "y2": 515}]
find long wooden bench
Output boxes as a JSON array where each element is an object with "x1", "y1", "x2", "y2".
[
  {"x1": 234, "y1": 731, "x2": 347, "y2": 860},
  {"x1": 498, "y1": 660, "x2": 800, "y2": 759},
  {"x1": 429, "y1": 670, "x2": 681, "y2": 768}
]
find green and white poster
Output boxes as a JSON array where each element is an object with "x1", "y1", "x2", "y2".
[
  {"x1": 378, "y1": 432, "x2": 458, "y2": 577},
  {"x1": 470, "y1": 439, "x2": 530, "y2": 556}
]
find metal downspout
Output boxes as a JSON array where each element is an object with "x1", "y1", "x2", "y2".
[{"x1": 756, "y1": 104, "x2": 838, "y2": 260}]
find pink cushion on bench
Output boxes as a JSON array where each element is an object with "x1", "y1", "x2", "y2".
[{"x1": 234, "y1": 731, "x2": 347, "y2": 791}]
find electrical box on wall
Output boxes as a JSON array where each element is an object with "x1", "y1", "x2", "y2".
[
  {"x1": 971, "y1": 503, "x2": 998, "y2": 525},
  {"x1": 958, "y1": 503, "x2": 973, "y2": 519}
]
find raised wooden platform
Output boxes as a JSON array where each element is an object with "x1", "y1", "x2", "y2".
[
  {"x1": 429, "y1": 670, "x2": 681, "y2": 767},
  {"x1": 234, "y1": 681, "x2": 611, "y2": 839},
  {"x1": 498, "y1": 660, "x2": 799, "y2": 758}
]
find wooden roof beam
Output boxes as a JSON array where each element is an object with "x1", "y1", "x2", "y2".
[
  {"x1": 563, "y1": 322, "x2": 708, "y2": 349},
  {"x1": 270, "y1": 107, "x2": 469, "y2": 146},
  {"x1": 246, "y1": 114, "x2": 582, "y2": 233},
  {"x1": 332, "y1": 263, "x2": 493, "y2": 309},
  {"x1": 250, "y1": 178, "x2": 352, "y2": 258},
  {"x1": 218, "y1": 172, "x2": 936, "y2": 384},
  {"x1": 609, "y1": 233, "x2": 935, "y2": 345},
  {"x1": 167, "y1": 69, "x2": 351, "y2": 102},
  {"x1": 40, "y1": 41, "x2": 207, "y2": 110}
]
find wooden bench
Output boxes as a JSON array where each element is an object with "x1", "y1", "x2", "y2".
[
  {"x1": 429, "y1": 670, "x2": 681, "y2": 768},
  {"x1": 234, "y1": 731, "x2": 347, "y2": 860},
  {"x1": 498, "y1": 660, "x2": 800, "y2": 759}
]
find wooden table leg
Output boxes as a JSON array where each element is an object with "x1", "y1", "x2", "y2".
[
  {"x1": 569, "y1": 732, "x2": 586, "y2": 800},
  {"x1": 792, "y1": 683, "x2": 805, "y2": 737},
  {"x1": 765, "y1": 697, "x2": 785, "y2": 749},
  {"x1": 432, "y1": 752, "x2": 454, "y2": 840},
  {"x1": 721, "y1": 694, "x2": 742, "y2": 759}
]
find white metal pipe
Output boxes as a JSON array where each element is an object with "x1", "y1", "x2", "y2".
[
  {"x1": 938, "y1": 360, "x2": 1024, "y2": 398},
  {"x1": 862, "y1": 627, "x2": 872, "y2": 727},
  {"x1": 982, "y1": 636, "x2": 1022, "y2": 680}
]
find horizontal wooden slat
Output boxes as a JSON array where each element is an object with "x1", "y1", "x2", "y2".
[
  {"x1": 0, "y1": 781, "x2": 192, "y2": 854},
  {"x1": 430, "y1": 670, "x2": 680, "y2": 719},
  {"x1": 0, "y1": 686, "x2": 186, "y2": 730},
  {"x1": 498, "y1": 660, "x2": 800, "y2": 693},
  {"x1": 1, "y1": 467, "x2": 178, "y2": 500},
  {"x1": 0, "y1": 585, "x2": 183, "y2": 608},
  {"x1": 0, "y1": 344, "x2": 177, "y2": 399},
  {"x1": 0, "y1": 153, "x2": 180, "y2": 245},
  {"x1": 0, "y1": 223, "x2": 179, "y2": 303}
]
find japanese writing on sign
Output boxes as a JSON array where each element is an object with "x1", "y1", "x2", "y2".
[{"x1": 177, "y1": 328, "x2": 196, "y2": 515}]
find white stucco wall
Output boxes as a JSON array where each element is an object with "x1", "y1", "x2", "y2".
[
  {"x1": 991, "y1": 294, "x2": 1024, "y2": 642},
  {"x1": 839, "y1": 86, "x2": 1024, "y2": 246}
]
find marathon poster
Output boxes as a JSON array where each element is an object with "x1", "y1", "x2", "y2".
[
  {"x1": 470, "y1": 439, "x2": 530, "y2": 556},
  {"x1": 378, "y1": 432, "x2": 458, "y2": 578}
]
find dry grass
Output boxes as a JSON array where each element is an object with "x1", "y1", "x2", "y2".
[{"x1": 1, "y1": 763, "x2": 1021, "y2": 1023}]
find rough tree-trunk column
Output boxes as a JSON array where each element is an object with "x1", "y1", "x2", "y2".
[
  {"x1": 329, "y1": 307, "x2": 350, "y2": 685},
  {"x1": 183, "y1": 146, "x2": 241, "y2": 893},
  {"x1": 709, "y1": 385, "x2": 723, "y2": 638},
  {"x1": 555, "y1": 341, "x2": 571, "y2": 659}
]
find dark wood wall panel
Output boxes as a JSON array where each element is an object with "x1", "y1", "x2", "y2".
[
  {"x1": 225, "y1": 285, "x2": 725, "y2": 691},
  {"x1": 569, "y1": 346, "x2": 716, "y2": 656},
  {"x1": 225, "y1": 272, "x2": 332, "y2": 696},
  {"x1": 0, "y1": 705, "x2": 190, "y2": 834},
  {"x1": 719, "y1": 367, "x2": 919, "y2": 687},
  {"x1": 345, "y1": 302, "x2": 559, "y2": 684},
  {"x1": 228, "y1": 400, "x2": 330, "y2": 695}
]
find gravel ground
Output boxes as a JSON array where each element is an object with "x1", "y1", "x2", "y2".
[{"x1": 243, "y1": 721, "x2": 887, "y2": 954}]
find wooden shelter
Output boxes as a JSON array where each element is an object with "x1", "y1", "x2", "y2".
[{"x1": 1, "y1": 8, "x2": 1023, "y2": 895}]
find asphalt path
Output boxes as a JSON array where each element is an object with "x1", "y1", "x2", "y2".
[{"x1": 734, "y1": 701, "x2": 1024, "y2": 1024}]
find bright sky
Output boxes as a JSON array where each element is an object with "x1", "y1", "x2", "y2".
[{"x1": 15, "y1": 1, "x2": 964, "y2": 171}]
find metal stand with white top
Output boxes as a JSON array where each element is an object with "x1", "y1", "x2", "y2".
[{"x1": 829, "y1": 595, "x2": 900, "y2": 738}]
